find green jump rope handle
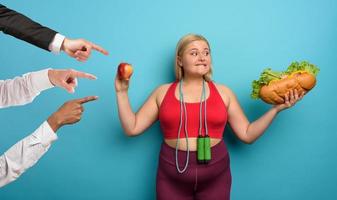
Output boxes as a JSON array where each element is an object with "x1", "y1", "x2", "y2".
[
  {"x1": 204, "y1": 136, "x2": 211, "y2": 163},
  {"x1": 197, "y1": 136, "x2": 205, "y2": 163}
]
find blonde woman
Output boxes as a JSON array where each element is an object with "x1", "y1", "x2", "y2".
[{"x1": 115, "y1": 34, "x2": 303, "y2": 200}]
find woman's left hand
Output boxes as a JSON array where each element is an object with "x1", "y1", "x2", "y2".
[{"x1": 273, "y1": 89, "x2": 305, "y2": 112}]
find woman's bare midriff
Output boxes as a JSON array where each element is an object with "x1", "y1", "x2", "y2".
[{"x1": 164, "y1": 138, "x2": 222, "y2": 151}]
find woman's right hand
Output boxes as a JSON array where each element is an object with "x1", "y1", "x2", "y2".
[
  {"x1": 273, "y1": 89, "x2": 304, "y2": 112},
  {"x1": 115, "y1": 74, "x2": 130, "y2": 93}
]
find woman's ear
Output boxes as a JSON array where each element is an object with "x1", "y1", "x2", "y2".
[{"x1": 177, "y1": 56, "x2": 183, "y2": 67}]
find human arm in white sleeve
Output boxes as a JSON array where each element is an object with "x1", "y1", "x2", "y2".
[
  {"x1": 0, "y1": 95, "x2": 98, "y2": 188},
  {"x1": 0, "y1": 69, "x2": 53, "y2": 108},
  {"x1": 0, "y1": 68, "x2": 98, "y2": 109},
  {"x1": 0, "y1": 121, "x2": 57, "y2": 187}
]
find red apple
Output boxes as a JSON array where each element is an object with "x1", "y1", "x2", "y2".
[{"x1": 118, "y1": 63, "x2": 133, "y2": 80}]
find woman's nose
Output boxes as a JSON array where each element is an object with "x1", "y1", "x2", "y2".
[{"x1": 198, "y1": 54, "x2": 205, "y2": 61}]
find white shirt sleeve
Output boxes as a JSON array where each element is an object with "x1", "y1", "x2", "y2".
[
  {"x1": 48, "y1": 33, "x2": 66, "y2": 54},
  {"x1": 0, "y1": 121, "x2": 58, "y2": 188},
  {"x1": 0, "y1": 69, "x2": 54, "y2": 109}
]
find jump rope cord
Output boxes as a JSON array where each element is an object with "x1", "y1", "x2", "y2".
[
  {"x1": 198, "y1": 80, "x2": 208, "y2": 136},
  {"x1": 175, "y1": 79, "x2": 207, "y2": 173},
  {"x1": 175, "y1": 80, "x2": 189, "y2": 173},
  {"x1": 204, "y1": 81, "x2": 208, "y2": 136}
]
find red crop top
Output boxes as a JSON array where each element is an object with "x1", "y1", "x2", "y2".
[{"x1": 159, "y1": 81, "x2": 228, "y2": 139}]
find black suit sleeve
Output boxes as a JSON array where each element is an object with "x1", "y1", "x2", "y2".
[{"x1": 0, "y1": 4, "x2": 58, "y2": 51}]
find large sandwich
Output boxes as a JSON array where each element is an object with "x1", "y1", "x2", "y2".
[{"x1": 251, "y1": 61, "x2": 320, "y2": 104}]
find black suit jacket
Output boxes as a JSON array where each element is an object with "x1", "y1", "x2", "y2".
[{"x1": 0, "y1": 4, "x2": 57, "y2": 51}]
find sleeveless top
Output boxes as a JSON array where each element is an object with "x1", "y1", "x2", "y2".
[{"x1": 159, "y1": 81, "x2": 228, "y2": 139}]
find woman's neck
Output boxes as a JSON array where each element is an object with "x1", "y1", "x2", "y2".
[{"x1": 181, "y1": 76, "x2": 204, "y2": 87}]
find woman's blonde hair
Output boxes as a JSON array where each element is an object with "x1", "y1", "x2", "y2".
[{"x1": 174, "y1": 34, "x2": 212, "y2": 81}]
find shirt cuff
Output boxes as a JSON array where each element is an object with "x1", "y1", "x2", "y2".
[
  {"x1": 48, "y1": 33, "x2": 66, "y2": 54},
  {"x1": 29, "y1": 68, "x2": 54, "y2": 93},
  {"x1": 35, "y1": 121, "x2": 58, "y2": 147}
]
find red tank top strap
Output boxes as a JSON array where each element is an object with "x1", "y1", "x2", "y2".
[
  {"x1": 208, "y1": 81, "x2": 217, "y2": 93},
  {"x1": 160, "y1": 81, "x2": 179, "y2": 109},
  {"x1": 208, "y1": 81, "x2": 227, "y2": 109}
]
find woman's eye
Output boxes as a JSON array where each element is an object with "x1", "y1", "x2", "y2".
[{"x1": 191, "y1": 52, "x2": 197, "y2": 56}]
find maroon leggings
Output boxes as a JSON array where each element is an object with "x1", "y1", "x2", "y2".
[{"x1": 156, "y1": 140, "x2": 232, "y2": 200}]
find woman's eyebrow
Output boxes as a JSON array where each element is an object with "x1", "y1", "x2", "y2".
[{"x1": 188, "y1": 48, "x2": 208, "y2": 51}]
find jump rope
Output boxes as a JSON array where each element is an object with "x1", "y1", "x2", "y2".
[{"x1": 175, "y1": 79, "x2": 211, "y2": 173}]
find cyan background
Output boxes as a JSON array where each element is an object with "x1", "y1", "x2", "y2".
[{"x1": 1, "y1": 0, "x2": 336, "y2": 199}]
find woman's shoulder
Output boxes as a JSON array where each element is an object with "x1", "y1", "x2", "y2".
[
  {"x1": 154, "y1": 82, "x2": 176, "y2": 106},
  {"x1": 211, "y1": 81, "x2": 234, "y2": 96},
  {"x1": 211, "y1": 81, "x2": 237, "y2": 107},
  {"x1": 155, "y1": 82, "x2": 175, "y2": 93},
  {"x1": 152, "y1": 82, "x2": 177, "y2": 99}
]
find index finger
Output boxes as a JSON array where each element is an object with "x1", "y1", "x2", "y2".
[
  {"x1": 71, "y1": 70, "x2": 97, "y2": 80},
  {"x1": 77, "y1": 96, "x2": 99, "y2": 104},
  {"x1": 91, "y1": 42, "x2": 109, "y2": 55}
]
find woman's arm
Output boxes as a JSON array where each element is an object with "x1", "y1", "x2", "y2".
[
  {"x1": 115, "y1": 76, "x2": 165, "y2": 136},
  {"x1": 222, "y1": 86, "x2": 303, "y2": 144}
]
